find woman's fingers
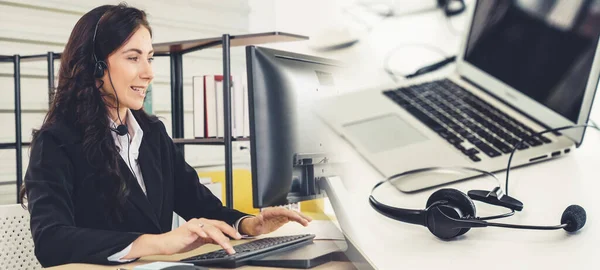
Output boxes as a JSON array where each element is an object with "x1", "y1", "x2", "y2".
[
  {"x1": 202, "y1": 224, "x2": 236, "y2": 254},
  {"x1": 187, "y1": 221, "x2": 208, "y2": 238},
  {"x1": 296, "y1": 211, "x2": 313, "y2": 222},
  {"x1": 187, "y1": 221, "x2": 234, "y2": 254},
  {"x1": 265, "y1": 208, "x2": 310, "y2": 226},
  {"x1": 205, "y1": 220, "x2": 242, "y2": 240}
]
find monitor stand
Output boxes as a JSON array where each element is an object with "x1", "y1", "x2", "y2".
[{"x1": 247, "y1": 240, "x2": 348, "y2": 269}]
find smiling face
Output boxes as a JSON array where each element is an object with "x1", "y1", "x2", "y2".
[{"x1": 100, "y1": 26, "x2": 154, "y2": 118}]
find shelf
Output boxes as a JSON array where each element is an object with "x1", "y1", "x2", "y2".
[
  {"x1": 172, "y1": 137, "x2": 250, "y2": 145},
  {"x1": 0, "y1": 142, "x2": 31, "y2": 149},
  {"x1": 0, "y1": 54, "x2": 62, "y2": 63},
  {"x1": 19, "y1": 52, "x2": 62, "y2": 62},
  {"x1": 0, "y1": 55, "x2": 13, "y2": 63},
  {"x1": 153, "y1": 32, "x2": 309, "y2": 54},
  {"x1": 0, "y1": 109, "x2": 48, "y2": 113}
]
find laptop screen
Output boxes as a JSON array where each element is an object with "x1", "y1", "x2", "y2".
[{"x1": 464, "y1": 0, "x2": 600, "y2": 122}]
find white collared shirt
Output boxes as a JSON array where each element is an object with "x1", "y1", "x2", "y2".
[
  {"x1": 107, "y1": 110, "x2": 145, "y2": 262},
  {"x1": 109, "y1": 109, "x2": 146, "y2": 195}
]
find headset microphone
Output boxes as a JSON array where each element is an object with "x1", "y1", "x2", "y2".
[{"x1": 111, "y1": 124, "x2": 128, "y2": 136}]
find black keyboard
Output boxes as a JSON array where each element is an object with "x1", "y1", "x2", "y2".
[
  {"x1": 383, "y1": 79, "x2": 556, "y2": 162},
  {"x1": 180, "y1": 234, "x2": 315, "y2": 268}
]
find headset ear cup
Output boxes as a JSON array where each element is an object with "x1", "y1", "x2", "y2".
[
  {"x1": 437, "y1": 0, "x2": 465, "y2": 17},
  {"x1": 94, "y1": 61, "x2": 106, "y2": 78},
  {"x1": 426, "y1": 188, "x2": 476, "y2": 236}
]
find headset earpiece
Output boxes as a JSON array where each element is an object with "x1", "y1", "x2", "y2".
[
  {"x1": 426, "y1": 189, "x2": 476, "y2": 237},
  {"x1": 94, "y1": 60, "x2": 107, "y2": 78},
  {"x1": 437, "y1": 0, "x2": 466, "y2": 17},
  {"x1": 425, "y1": 204, "x2": 465, "y2": 240},
  {"x1": 92, "y1": 11, "x2": 106, "y2": 79}
]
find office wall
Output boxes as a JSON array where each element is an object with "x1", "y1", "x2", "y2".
[{"x1": 0, "y1": 0, "x2": 253, "y2": 204}]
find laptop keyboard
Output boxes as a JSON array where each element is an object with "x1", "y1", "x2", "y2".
[{"x1": 383, "y1": 79, "x2": 555, "y2": 162}]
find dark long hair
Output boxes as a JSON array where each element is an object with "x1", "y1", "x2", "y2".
[{"x1": 20, "y1": 3, "x2": 157, "y2": 220}]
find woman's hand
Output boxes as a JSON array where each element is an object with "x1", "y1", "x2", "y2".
[
  {"x1": 159, "y1": 218, "x2": 242, "y2": 255},
  {"x1": 124, "y1": 218, "x2": 241, "y2": 259},
  {"x1": 239, "y1": 207, "x2": 313, "y2": 236}
]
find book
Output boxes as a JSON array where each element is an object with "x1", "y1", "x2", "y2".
[
  {"x1": 196, "y1": 74, "x2": 249, "y2": 139},
  {"x1": 204, "y1": 75, "x2": 217, "y2": 138},
  {"x1": 215, "y1": 76, "x2": 225, "y2": 138},
  {"x1": 242, "y1": 73, "x2": 250, "y2": 137},
  {"x1": 233, "y1": 74, "x2": 245, "y2": 137},
  {"x1": 192, "y1": 76, "x2": 205, "y2": 138}
]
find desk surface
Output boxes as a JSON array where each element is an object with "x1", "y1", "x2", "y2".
[
  {"x1": 47, "y1": 241, "x2": 354, "y2": 270},
  {"x1": 48, "y1": 221, "x2": 356, "y2": 270},
  {"x1": 267, "y1": 0, "x2": 600, "y2": 269}
]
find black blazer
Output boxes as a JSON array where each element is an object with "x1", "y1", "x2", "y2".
[{"x1": 24, "y1": 114, "x2": 247, "y2": 267}]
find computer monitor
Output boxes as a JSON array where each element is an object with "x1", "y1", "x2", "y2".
[
  {"x1": 246, "y1": 45, "x2": 343, "y2": 208},
  {"x1": 245, "y1": 46, "x2": 372, "y2": 269}
]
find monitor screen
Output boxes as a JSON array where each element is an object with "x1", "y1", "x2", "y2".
[
  {"x1": 246, "y1": 46, "x2": 343, "y2": 208},
  {"x1": 464, "y1": 0, "x2": 600, "y2": 122}
]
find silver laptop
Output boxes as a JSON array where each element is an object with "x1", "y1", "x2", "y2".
[{"x1": 315, "y1": 0, "x2": 600, "y2": 192}]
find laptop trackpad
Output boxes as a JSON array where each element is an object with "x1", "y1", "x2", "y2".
[{"x1": 343, "y1": 114, "x2": 428, "y2": 153}]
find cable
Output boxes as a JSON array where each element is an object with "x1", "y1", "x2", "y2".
[
  {"x1": 443, "y1": 9, "x2": 463, "y2": 36},
  {"x1": 406, "y1": 56, "x2": 457, "y2": 79},
  {"x1": 372, "y1": 166, "x2": 518, "y2": 221},
  {"x1": 106, "y1": 68, "x2": 137, "y2": 180},
  {"x1": 383, "y1": 43, "x2": 454, "y2": 82},
  {"x1": 504, "y1": 122, "x2": 600, "y2": 196},
  {"x1": 339, "y1": 2, "x2": 464, "y2": 82},
  {"x1": 342, "y1": 2, "x2": 442, "y2": 33},
  {"x1": 477, "y1": 209, "x2": 515, "y2": 221},
  {"x1": 373, "y1": 166, "x2": 504, "y2": 197},
  {"x1": 125, "y1": 133, "x2": 136, "y2": 179},
  {"x1": 106, "y1": 69, "x2": 125, "y2": 128}
]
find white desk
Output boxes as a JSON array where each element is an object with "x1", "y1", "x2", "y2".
[
  {"x1": 288, "y1": 1, "x2": 600, "y2": 269},
  {"x1": 324, "y1": 129, "x2": 600, "y2": 270}
]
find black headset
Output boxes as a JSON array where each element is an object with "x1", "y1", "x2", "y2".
[
  {"x1": 369, "y1": 124, "x2": 593, "y2": 240},
  {"x1": 92, "y1": 10, "x2": 128, "y2": 137},
  {"x1": 92, "y1": 9, "x2": 139, "y2": 183},
  {"x1": 437, "y1": 0, "x2": 466, "y2": 17}
]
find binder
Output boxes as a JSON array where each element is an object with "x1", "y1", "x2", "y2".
[{"x1": 192, "y1": 76, "x2": 205, "y2": 138}]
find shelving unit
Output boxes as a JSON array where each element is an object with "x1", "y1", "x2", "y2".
[
  {"x1": 171, "y1": 137, "x2": 250, "y2": 145},
  {"x1": 5, "y1": 32, "x2": 308, "y2": 207},
  {"x1": 1, "y1": 52, "x2": 60, "y2": 203},
  {"x1": 153, "y1": 32, "x2": 308, "y2": 209}
]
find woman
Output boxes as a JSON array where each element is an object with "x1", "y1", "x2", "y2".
[{"x1": 22, "y1": 3, "x2": 311, "y2": 267}]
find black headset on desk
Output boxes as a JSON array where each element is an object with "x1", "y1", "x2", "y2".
[{"x1": 369, "y1": 124, "x2": 594, "y2": 240}]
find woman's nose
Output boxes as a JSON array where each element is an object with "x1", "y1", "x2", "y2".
[{"x1": 140, "y1": 61, "x2": 154, "y2": 81}]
